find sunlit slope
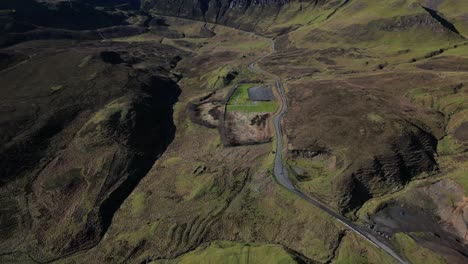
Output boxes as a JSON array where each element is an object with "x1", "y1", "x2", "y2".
[{"x1": 286, "y1": 0, "x2": 464, "y2": 65}]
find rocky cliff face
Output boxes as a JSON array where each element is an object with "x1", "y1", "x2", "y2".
[
  {"x1": 336, "y1": 124, "x2": 439, "y2": 214},
  {"x1": 142, "y1": 0, "x2": 332, "y2": 32}
]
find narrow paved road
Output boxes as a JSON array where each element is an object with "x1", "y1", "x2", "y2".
[{"x1": 253, "y1": 40, "x2": 409, "y2": 264}]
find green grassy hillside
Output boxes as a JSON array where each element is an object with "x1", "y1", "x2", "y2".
[{"x1": 151, "y1": 241, "x2": 297, "y2": 264}]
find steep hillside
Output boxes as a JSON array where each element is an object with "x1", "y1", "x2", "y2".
[
  {"x1": 0, "y1": 38, "x2": 187, "y2": 261},
  {"x1": 142, "y1": 0, "x2": 343, "y2": 34},
  {"x1": 142, "y1": 0, "x2": 468, "y2": 37}
]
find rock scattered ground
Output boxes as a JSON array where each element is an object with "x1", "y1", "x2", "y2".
[{"x1": 223, "y1": 111, "x2": 273, "y2": 145}]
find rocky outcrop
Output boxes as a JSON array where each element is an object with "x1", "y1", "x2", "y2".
[
  {"x1": 337, "y1": 123, "x2": 439, "y2": 214},
  {"x1": 421, "y1": 180, "x2": 468, "y2": 243},
  {"x1": 369, "y1": 179, "x2": 468, "y2": 262}
]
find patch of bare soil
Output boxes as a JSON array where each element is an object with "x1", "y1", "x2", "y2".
[
  {"x1": 222, "y1": 112, "x2": 272, "y2": 146},
  {"x1": 370, "y1": 179, "x2": 468, "y2": 263},
  {"x1": 420, "y1": 180, "x2": 468, "y2": 243},
  {"x1": 454, "y1": 122, "x2": 468, "y2": 142},
  {"x1": 190, "y1": 102, "x2": 224, "y2": 128},
  {"x1": 417, "y1": 56, "x2": 468, "y2": 72},
  {"x1": 188, "y1": 87, "x2": 274, "y2": 147}
]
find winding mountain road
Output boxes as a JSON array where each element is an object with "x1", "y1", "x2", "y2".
[{"x1": 253, "y1": 40, "x2": 409, "y2": 264}]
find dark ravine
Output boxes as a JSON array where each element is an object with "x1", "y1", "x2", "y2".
[
  {"x1": 325, "y1": 0, "x2": 350, "y2": 20},
  {"x1": 0, "y1": 36, "x2": 187, "y2": 261},
  {"x1": 326, "y1": 231, "x2": 347, "y2": 264},
  {"x1": 91, "y1": 77, "x2": 181, "y2": 251},
  {"x1": 422, "y1": 6, "x2": 464, "y2": 38}
]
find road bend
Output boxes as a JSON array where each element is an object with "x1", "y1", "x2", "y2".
[{"x1": 253, "y1": 39, "x2": 409, "y2": 264}]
